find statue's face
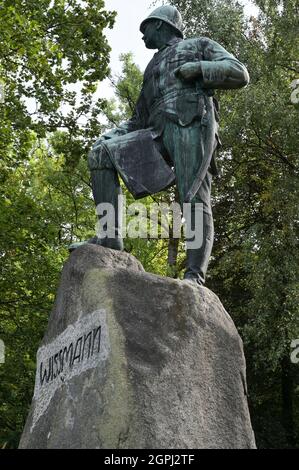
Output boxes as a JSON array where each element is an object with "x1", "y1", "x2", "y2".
[{"x1": 142, "y1": 20, "x2": 159, "y2": 49}]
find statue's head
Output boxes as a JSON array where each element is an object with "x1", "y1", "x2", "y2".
[{"x1": 140, "y1": 5, "x2": 184, "y2": 49}]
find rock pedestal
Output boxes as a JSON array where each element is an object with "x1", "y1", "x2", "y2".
[{"x1": 19, "y1": 245, "x2": 256, "y2": 449}]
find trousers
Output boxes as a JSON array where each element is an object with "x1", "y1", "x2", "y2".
[{"x1": 161, "y1": 119, "x2": 214, "y2": 284}]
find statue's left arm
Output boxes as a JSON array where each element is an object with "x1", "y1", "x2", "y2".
[
  {"x1": 176, "y1": 37, "x2": 249, "y2": 90},
  {"x1": 201, "y1": 38, "x2": 249, "y2": 89}
]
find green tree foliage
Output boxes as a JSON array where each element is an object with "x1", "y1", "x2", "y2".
[{"x1": 0, "y1": 0, "x2": 116, "y2": 161}]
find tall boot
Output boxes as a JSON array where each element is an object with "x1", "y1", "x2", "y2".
[
  {"x1": 69, "y1": 168, "x2": 123, "y2": 252},
  {"x1": 184, "y1": 207, "x2": 214, "y2": 285},
  {"x1": 91, "y1": 168, "x2": 123, "y2": 251}
]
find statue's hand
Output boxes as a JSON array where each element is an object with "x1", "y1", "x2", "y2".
[
  {"x1": 174, "y1": 62, "x2": 202, "y2": 82},
  {"x1": 101, "y1": 125, "x2": 129, "y2": 140},
  {"x1": 101, "y1": 129, "x2": 122, "y2": 140}
]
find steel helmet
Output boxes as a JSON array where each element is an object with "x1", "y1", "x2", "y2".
[{"x1": 140, "y1": 5, "x2": 184, "y2": 39}]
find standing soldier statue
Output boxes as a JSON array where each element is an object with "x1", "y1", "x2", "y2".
[{"x1": 70, "y1": 5, "x2": 249, "y2": 286}]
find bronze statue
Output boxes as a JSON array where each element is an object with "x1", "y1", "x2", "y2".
[{"x1": 70, "y1": 5, "x2": 249, "y2": 286}]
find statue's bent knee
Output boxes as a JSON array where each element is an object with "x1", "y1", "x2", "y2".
[{"x1": 87, "y1": 141, "x2": 114, "y2": 171}]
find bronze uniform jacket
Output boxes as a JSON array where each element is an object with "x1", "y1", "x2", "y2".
[
  {"x1": 115, "y1": 36, "x2": 249, "y2": 177},
  {"x1": 90, "y1": 37, "x2": 249, "y2": 198}
]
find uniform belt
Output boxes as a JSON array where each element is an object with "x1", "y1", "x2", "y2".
[{"x1": 149, "y1": 88, "x2": 206, "y2": 115}]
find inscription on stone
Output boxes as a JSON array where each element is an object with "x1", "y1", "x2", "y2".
[
  {"x1": 39, "y1": 325, "x2": 101, "y2": 387},
  {"x1": 31, "y1": 309, "x2": 109, "y2": 431}
]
